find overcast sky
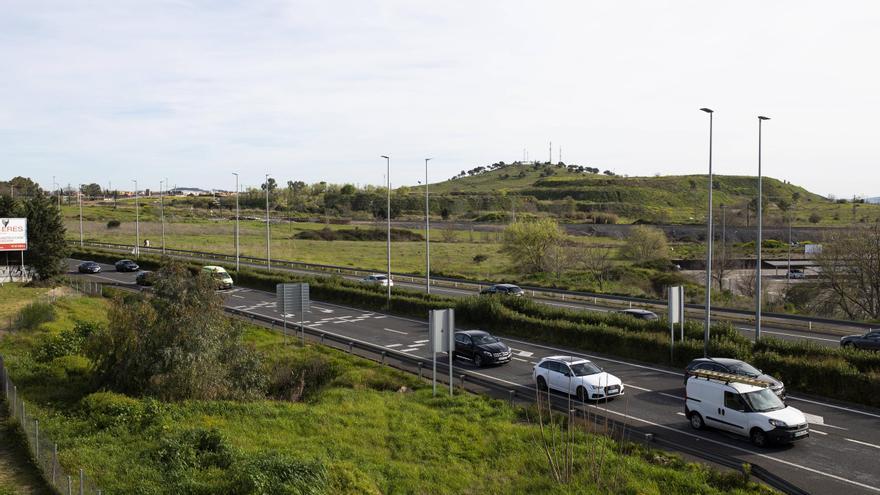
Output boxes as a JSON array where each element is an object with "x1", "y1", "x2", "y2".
[{"x1": 2, "y1": 1, "x2": 878, "y2": 197}]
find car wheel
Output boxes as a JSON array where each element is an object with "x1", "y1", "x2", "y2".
[
  {"x1": 689, "y1": 412, "x2": 705, "y2": 430},
  {"x1": 841, "y1": 342, "x2": 851, "y2": 348},
  {"x1": 536, "y1": 376, "x2": 548, "y2": 392},
  {"x1": 750, "y1": 428, "x2": 768, "y2": 447},
  {"x1": 576, "y1": 386, "x2": 588, "y2": 402},
  {"x1": 473, "y1": 354, "x2": 484, "y2": 368}
]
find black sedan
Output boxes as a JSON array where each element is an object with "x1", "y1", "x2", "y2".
[
  {"x1": 840, "y1": 330, "x2": 880, "y2": 351},
  {"x1": 115, "y1": 259, "x2": 140, "y2": 272},
  {"x1": 685, "y1": 357, "x2": 786, "y2": 398},
  {"x1": 453, "y1": 330, "x2": 512, "y2": 367},
  {"x1": 479, "y1": 284, "x2": 524, "y2": 297},
  {"x1": 77, "y1": 261, "x2": 101, "y2": 274}
]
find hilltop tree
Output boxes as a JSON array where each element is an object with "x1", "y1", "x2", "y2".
[
  {"x1": 21, "y1": 190, "x2": 68, "y2": 280},
  {"x1": 814, "y1": 224, "x2": 880, "y2": 320},
  {"x1": 502, "y1": 218, "x2": 564, "y2": 274},
  {"x1": 80, "y1": 183, "x2": 103, "y2": 198}
]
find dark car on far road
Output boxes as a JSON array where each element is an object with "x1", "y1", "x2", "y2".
[
  {"x1": 479, "y1": 284, "x2": 524, "y2": 297},
  {"x1": 616, "y1": 309, "x2": 659, "y2": 321},
  {"x1": 115, "y1": 259, "x2": 140, "y2": 272},
  {"x1": 840, "y1": 330, "x2": 880, "y2": 351},
  {"x1": 453, "y1": 330, "x2": 512, "y2": 367},
  {"x1": 77, "y1": 261, "x2": 101, "y2": 274},
  {"x1": 135, "y1": 271, "x2": 156, "y2": 287},
  {"x1": 685, "y1": 357, "x2": 786, "y2": 399}
]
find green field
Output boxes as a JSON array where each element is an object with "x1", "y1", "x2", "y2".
[{"x1": 0, "y1": 286, "x2": 775, "y2": 494}]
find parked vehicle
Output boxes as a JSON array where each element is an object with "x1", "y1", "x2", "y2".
[
  {"x1": 616, "y1": 309, "x2": 658, "y2": 320},
  {"x1": 135, "y1": 271, "x2": 156, "y2": 287},
  {"x1": 360, "y1": 274, "x2": 393, "y2": 287},
  {"x1": 787, "y1": 269, "x2": 805, "y2": 279},
  {"x1": 201, "y1": 266, "x2": 233, "y2": 289},
  {"x1": 77, "y1": 261, "x2": 101, "y2": 274},
  {"x1": 685, "y1": 370, "x2": 809, "y2": 447},
  {"x1": 453, "y1": 330, "x2": 511, "y2": 367},
  {"x1": 840, "y1": 330, "x2": 880, "y2": 351},
  {"x1": 685, "y1": 357, "x2": 785, "y2": 399},
  {"x1": 115, "y1": 259, "x2": 140, "y2": 272},
  {"x1": 533, "y1": 356, "x2": 624, "y2": 401},
  {"x1": 479, "y1": 284, "x2": 524, "y2": 296}
]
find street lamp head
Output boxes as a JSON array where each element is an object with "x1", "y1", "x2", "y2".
[
  {"x1": 381, "y1": 155, "x2": 389, "y2": 159},
  {"x1": 232, "y1": 172, "x2": 238, "y2": 176},
  {"x1": 700, "y1": 108, "x2": 714, "y2": 114},
  {"x1": 758, "y1": 116, "x2": 770, "y2": 121},
  {"x1": 425, "y1": 158, "x2": 432, "y2": 162}
]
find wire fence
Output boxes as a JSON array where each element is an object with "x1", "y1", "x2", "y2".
[{"x1": 0, "y1": 356, "x2": 104, "y2": 494}]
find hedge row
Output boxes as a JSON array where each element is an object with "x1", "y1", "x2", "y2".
[{"x1": 69, "y1": 248, "x2": 880, "y2": 408}]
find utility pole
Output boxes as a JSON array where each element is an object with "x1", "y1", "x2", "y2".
[
  {"x1": 700, "y1": 108, "x2": 714, "y2": 357},
  {"x1": 549, "y1": 141, "x2": 552, "y2": 164},
  {"x1": 132, "y1": 179, "x2": 140, "y2": 259},
  {"x1": 381, "y1": 156, "x2": 392, "y2": 301},
  {"x1": 160, "y1": 178, "x2": 167, "y2": 255},
  {"x1": 265, "y1": 174, "x2": 271, "y2": 270},
  {"x1": 756, "y1": 116, "x2": 770, "y2": 341},
  {"x1": 425, "y1": 158, "x2": 432, "y2": 294},
  {"x1": 233, "y1": 173, "x2": 240, "y2": 272},
  {"x1": 78, "y1": 185, "x2": 83, "y2": 247}
]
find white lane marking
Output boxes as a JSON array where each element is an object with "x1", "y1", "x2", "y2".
[
  {"x1": 230, "y1": 294, "x2": 245, "y2": 299},
  {"x1": 385, "y1": 344, "x2": 403, "y2": 348},
  {"x1": 509, "y1": 348, "x2": 534, "y2": 358},
  {"x1": 659, "y1": 392, "x2": 683, "y2": 400},
  {"x1": 414, "y1": 339, "x2": 429, "y2": 343},
  {"x1": 846, "y1": 438, "x2": 880, "y2": 450},
  {"x1": 248, "y1": 290, "x2": 880, "y2": 422},
  {"x1": 676, "y1": 412, "x2": 686, "y2": 416},
  {"x1": 810, "y1": 429, "x2": 828, "y2": 436},
  {"x1": 788, "y1": 395, "x2": 880, "y2": 420},
  {"x1": 625, "y1": 384, "x2": 652, "y2": 392},
  {"x1": 400, "y1": 348, "x2": 420, "y2": 353},
  {"x1": 383, "y1": 328, "x2": 408, "y2": 335},
  {"x1": 512, "y1": 357, "x2": 528, "y2": 363},
  {"x1": 736, "y1": 327, "x2": 839, "y2": 343},
  {"x1": 406, "y1": 344, "x2": 425, "y2": 349}
]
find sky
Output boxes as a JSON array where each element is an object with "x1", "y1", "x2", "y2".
[{"x1": 1, "y1": 1, "x2": 879, "y2": 197}]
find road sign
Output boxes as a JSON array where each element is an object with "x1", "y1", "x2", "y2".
[
  {"x1": 668, "y1": 286, "x2": 684, "y2": 362},
  {"x1": 429, "y1": 308, "x2": 455, "y2": 396},
  {"x1": 277, "y1": 283, "x2": 309, "y2": 315},
  {"x1": 0, "y1": 218, "x2": 27, "y2": 251}
]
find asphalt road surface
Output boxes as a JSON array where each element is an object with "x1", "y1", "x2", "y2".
[{"x1": 67, "y1": 259, "x2": 880, "y2": 495}]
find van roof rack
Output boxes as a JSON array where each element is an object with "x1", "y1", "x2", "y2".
[{"x1": 687, "y1": 369, "x2": 769, "y2": 388}]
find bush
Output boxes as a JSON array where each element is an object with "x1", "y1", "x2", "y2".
[
  {"x1": 230, "y1": 452, "x2": 327, "y2": 495},
  {"x1": 107, "y1": 220, "x2": 121, "y2": 229},
  {"x1": 268, "y1": 354, "x2": 338, "y2": 402},
  {"x1": 473, "y1": 254, "x2": 489, "y2": 264},
  {"x1": 80, "y1": 392, "x2": 148, "y2": 429},
  {"x1": 809, "y1": 213, "x2": 821, "y2": 224},
  {"x1": 14, "y1": 301, "x2": 55, "y2": 331},
  {"x1": 155, "y1": 427, "x2": 234, "y2": 474},
  {"x1": 33, "y1": 320, "x2": 100, "y2": 361}
]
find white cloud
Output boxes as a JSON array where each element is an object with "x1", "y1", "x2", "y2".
[{"x1": 1, "y1": 0, "x2": 879, "y2": 197}]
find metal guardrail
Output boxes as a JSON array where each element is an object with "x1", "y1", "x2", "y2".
[
  {"x1": 66, "y1": 278, "x2": 810, "y2": 495},
  {"x1": 71, "y1": 240, "x2": 873, "y2": 332}
]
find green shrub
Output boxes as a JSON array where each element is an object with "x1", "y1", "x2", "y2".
[
  {"x1": 230, "y1": 452, "x2": 327, "y2": 495},
  {"x1": 155, "y1": 427, "x2": 234, "y2": 473},
  {"x1": 33, "y1": 320, "x2": 100, "y2": 361},
  {"x1": 80, "y1": 392, "x2": 150, "y2": 429},
  {"x1": 14, "y1": 301, "x2": 55, "y2": 331},
  {"x1": 106, "y1": 220, "x2": 121, "y2": 229},
  {"x1": 268, "y1": 353, "x2": 339, "y2": 402}
]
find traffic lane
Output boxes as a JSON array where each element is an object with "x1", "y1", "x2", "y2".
[
  {"x1": 66, "y1": 259, "x2": 140, "y2": 285},
  {"x1": 71, "y1": 275, "x2": 880, "y2": 494}
]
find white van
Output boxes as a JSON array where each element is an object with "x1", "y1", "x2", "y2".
[
  {"x1": 202, "y1": 266, "x2": 234, "y2": 290},
  {"x1": 685, "y1": 370, "x2": 809, "y2": 447}
]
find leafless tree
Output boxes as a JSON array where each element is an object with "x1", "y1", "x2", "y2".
[
  {"x1": 542, "y1": 242, "x2": 574, "y2": 281},
  {"x1": 815, "y1": 224, "x2": 880, "y2": 320},
  {"x1": 573, "y1": 244, "x2": 615, "y2": 290}
]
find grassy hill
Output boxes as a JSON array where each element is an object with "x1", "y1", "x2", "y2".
[{"x1": 427, "y1": 162, "x2": 879, "y2": 226}]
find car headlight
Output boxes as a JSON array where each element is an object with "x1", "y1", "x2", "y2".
[{"x1": 768, "y1": 419, "x2": 788, "y2": 427}]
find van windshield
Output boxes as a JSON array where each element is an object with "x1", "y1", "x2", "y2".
[{"x1": 742, "y1": 389, "x2": 785, "y2": 412}]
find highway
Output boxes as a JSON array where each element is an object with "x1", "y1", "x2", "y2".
[
  {"x1": 71, "y1": 243, "x2": 859, "y2": 347},
  {"x1": 68, "y1": 260, "x2": 880, "y2": 495}
]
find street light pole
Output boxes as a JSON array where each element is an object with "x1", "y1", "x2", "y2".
[
  {"x1": 756, "y1": 116, "x2": 770, "y2": 341},
  {"x1": 787, "y1": 201, "x2": 794, "y2": 291},
  {"x1": 233, "y1": 173, "x2": 240, "y2": 272},
  {"x1": 265, "y1": 173, "x2": 271, "y2": 271},
  {"x1": 78, "y1": 185, "x2": 83, "y2": 247},
  {"x1": 160, "y1": 178, "x2": 167, "y2": 255},
  {"x1": 700, "y1": 107, "x2": 714, "y2": 357},
  {"x1": 133, "y1": 179, "x2": 140, "y2": 259},
  {"x1": 425, "y1": 157, "x2": 432, "y2": 294},
  {"x1": 381, "y1": 155, "x2": 391, "y2": 302}
]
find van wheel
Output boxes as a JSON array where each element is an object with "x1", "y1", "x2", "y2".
[
  {"x1": 537, "y1": 376, "x2": 548, "y2": 392},
  {"x1": 750, "y1": 428, "x2": 768, "y2": 447},
  {"x1": 689, "y1": 412, "x2": 705, "y2": 430}
]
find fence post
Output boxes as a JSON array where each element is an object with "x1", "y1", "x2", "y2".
[
  {"x1": 459, "y1": 374, "x2": 466, "y2": 390},
  {"x1": 79, "y1": 468, "x2": 84, "y2": 495},
  {"x1": 34, "y1": 420, "x2": 39, "y2": 459},
  {"x1": 509, "y1": 390, "x2": 516, "y2": 406},
  {"x1": 320, "y1": 334, "x2": 325, "y2": 344},
  {"x1": 52, "y1": 444, "x2": 58, "y2": 484},
  {"x1": 418, "y1": 362, "x2": 423, "y2": 379},
  {"x1": 67, "y1": 475, "x2": 72, "y2": 495},
  {"x1": 381, "y1": 351, "x2": 386, "y2": 365},
  {"x1": 12, "y1": 385, "x2": 16, "y2": 417},
  {"x1": 348, "y1": 342, "x2": 354, "y2": 353}
]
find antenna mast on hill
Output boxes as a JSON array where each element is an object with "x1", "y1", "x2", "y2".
[
  {"x1": 549, "y1": 141, "x2": 552, "y2": 164},
  {"x1": 559, "y1": 147, "x2": 562, "y2": 164}
]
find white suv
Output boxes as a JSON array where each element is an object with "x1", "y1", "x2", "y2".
[
  {"x1": 533, "y1": 356, "x2": 624, "y2": 401},
  {"x1": 685, "y1": 371, "x2": 809, "y2": 447}
]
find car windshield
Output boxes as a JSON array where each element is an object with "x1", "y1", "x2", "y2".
[
  {"x1": 471, "y1": 334, "x2": 499, "y2": 345},
  {"x1": 727, "y1": 362, "x2": 761, "y2": 377},
  {"x1": 569, "y1": 362, "x2": 602, "y2": 376},
  {"x1": 742, "y1": 389, "x2": 785, "y2": 412},
  {"x1": 210, "y1": 272, "x2": 228, "y2": 280},
  {"x1": 508, "y1": 286, "x2": 523, "y2": 293},
  {"x1": 375, "y1": 276, "x2": 387, "y2": 281}
]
